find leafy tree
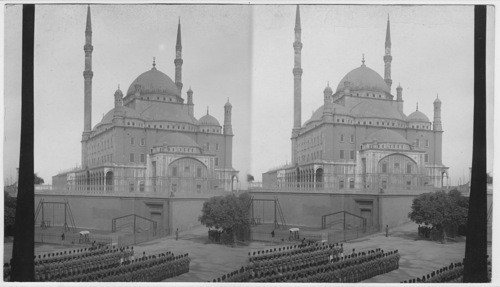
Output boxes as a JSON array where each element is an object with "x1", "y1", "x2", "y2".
[
  {"x1": 199, "y1": 192, "x2": 251, "y2": 245},
  {"x1": 408, "y1": 190, "x2": 468, "y2": 243},
  {"x1": 4, "y1": 190, "x2": 17, "y2": 236},
  {"x1": 247, "y1": 174, "x2": 255, "y2": 183},
  {"x1": 34, "y1": 173, "x2": 44, "y2": 185}
]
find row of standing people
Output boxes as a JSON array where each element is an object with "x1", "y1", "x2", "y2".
[
  {"x1": 44, "y1": 252, "x2": 189, "y2": 282},
  {"x1": 401, "y1": 259, "x2": 492, "y2": 283},
  {"x1": 214, "y1": 246, "x2": 399, "y2": 283},
  {"x1": 248, "y1": 249, "x2": 400, "y2": 283},
  {"x1": 248, "y1": 242, "x2": 343, "y2": 262}
]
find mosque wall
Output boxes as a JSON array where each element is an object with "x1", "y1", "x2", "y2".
[
  {"x1": 35, "y1": 193, "x2": 208, "y2": 236},
  {"x1": 249, "y1": 191, "x2": 385, "y2": 230}
]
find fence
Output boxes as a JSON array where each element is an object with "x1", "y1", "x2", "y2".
[{"x1": 34, "y1": 231, "x2": 113, "y2": 246}]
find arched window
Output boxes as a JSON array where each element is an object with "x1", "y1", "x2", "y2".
[
  {"x1": 349, "y1": 179, "x2": 354, "y2": 189},
  {"x1": 406, "y1": 163, "x2": 412, "y2": 174},
  {"x1": 339, "y1": 180, "x2": 344, "y2": 189},
  {"x1": 382, "y1": 162, "x2": 387, "y2": 173}
]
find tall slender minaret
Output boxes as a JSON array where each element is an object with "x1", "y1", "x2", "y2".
[
  {"x1": 293, "y1": 5, "x2": 303, "y2": 132},
  {"x1": 383, "y1": 15, "x2": 393, "y2": 92},
  {"x1": 174, "y1": 18, "x2": 183, "y2": 94},
  {"x1": 83, "y1": 5, "x2": 93, "y2": 136},
  {"x1": 291, "y1": 5, "x2": 303, "y2": 165},
  {"x1": 82, "y1": 5, "x2": 93, "y2": 167}
]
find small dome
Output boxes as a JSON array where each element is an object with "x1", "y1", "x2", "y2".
[
  {"x1": 114, "y1": 87, "x2": 123, "y2": 97},
  {"x1": 199, "y1": 112, "x2": 220, "y2": 126},
  {"x1": 155, "y1": 133, "x2": 200, "y2": 148},
  {"x1": 126, "y1": 67, "x2": 180, "y2": 97},
  {"x1": 408, "y1": 110, "x2": 430, "y2": 122},
  {"x1": 434, "y1": 96, "x2": 441, "y2": 104},
  {"x1": 364, "y1": 129, "x2": 409, "y2": 144},
  {"x1": 324, "y1": 84, "x2": 333, "y2": 94},
  {"x1": 225, "y1": 99, "x2": 232, "y2": 107},
  {"x1": 336, "y1": 65, "x2": 389, "y2": 94}
]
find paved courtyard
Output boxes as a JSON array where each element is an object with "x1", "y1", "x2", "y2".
[{"x1": 6, "y1": 221, "x2": 489, "y2": 282}]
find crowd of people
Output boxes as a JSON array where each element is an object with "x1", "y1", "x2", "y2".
[
  {"x1": 401, "y1": 259, "x2": 492, "y2": 283},
  {"x1": 401, "y1": 261, "x2": 464, "y2": 283},
  {"x1": 208, "y1": 229, "x2": 223, "y2": 243},
  {"x1": 417, "y1": 225, "x2": 433, "y2": 238},
  {"x1": 4, "y1": 245, "x2": 190, "y2": 282},
  {"x1": 211, "y1": 241, "x2": 400, "y2": 283}
]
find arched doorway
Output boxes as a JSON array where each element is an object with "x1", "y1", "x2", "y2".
[
  {"x1": 231, "y1": 175, "x2": 238, "y2": 192},
  {"x1": 315, "y1": 168, "x2": 324, "y2": 189},
  {"x1": 106, "y1": 171, "x2": 114, "y2": 191}
]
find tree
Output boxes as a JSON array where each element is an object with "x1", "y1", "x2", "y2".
[
  {"x1": 4, "y1": 190, "x2": 17, "y2": 236},
  {"x1": 408, "y1": 190, "x2": 468, "y2": 243},
  {"x1": 199, "y1": 192, "x2": 251, "y2": 245},
  {"x1": 34, "y1": 173, "x2": 44, "y2": 185},
  {"x1": 247, "y1": 174, "x2": 255, "y2": 183}
]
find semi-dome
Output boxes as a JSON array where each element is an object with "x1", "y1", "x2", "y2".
[
  {"x1": 126, "y1": 66, "x2": 180, "y2": 97},
  {"x1": 336, "y1": 65, "x2": 389, "y2": 94},
  {"x1": 94, "y1": 106, "x2": 142, "y2": 129},
  {"x1": 364, "y1": 129, "x2": 410, "y2": 144},
  {"x1": 198, "y1": 113, "x2": 220, "y2": 126},
  {"x1": 155, "y1": 133, "x2": 200, "y2": 148},
  {"x1": 303, "y1": 103, "x2": 350, "y2": 126},
  {"x1": 408, "y1": 110, "x2": 430, "y2": 122}
]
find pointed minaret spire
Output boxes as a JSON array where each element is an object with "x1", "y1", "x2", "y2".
[
  {"x1": 295, "y1": 4, "x2": 301, "y2": 30},
  {"x1": 86, "y1": 5, "x2": 92, "y2": 33},
  {"x1": 384, "y1": 15, "x2": 393, "y2": 92},
  {"x1": 83, "y1": 5, "x2": 94, "y2": 135},
  {"x1": 292, "y1": 4, "x2": 303, "y2": 166},
  {"x1": 174, "y1": 17, "x2": 183, "y2": 94},
  {"x1": 82, "y1": 5, "x2": 94, "y2": 167}
]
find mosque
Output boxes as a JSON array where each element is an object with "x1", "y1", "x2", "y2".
[
  {"x1": 53, "y1": 6, "x2": 238, "y2": 193},
  {"x1": 262, "y1": 6, "x2": 448, "y2": 193}
]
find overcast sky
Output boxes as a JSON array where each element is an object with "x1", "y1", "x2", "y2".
[{"x1": 3, "y1": 4, "x2": 495, "y2": 186}]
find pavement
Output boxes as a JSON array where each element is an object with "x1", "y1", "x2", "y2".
[{"x1": 6, "y1": 221, "x2": 489, "y2": 283}]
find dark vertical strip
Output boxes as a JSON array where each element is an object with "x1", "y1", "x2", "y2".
[
  {"x1": 463, "y1": 5, "x2": 488, "y2": 283},
  {"x1": 11, "y1": 4, "x2": 35, "y2": 282}
]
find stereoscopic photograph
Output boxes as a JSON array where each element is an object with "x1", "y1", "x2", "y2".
[{"x1": 3, "y1": 3, "x2": 495, "y2": 283}]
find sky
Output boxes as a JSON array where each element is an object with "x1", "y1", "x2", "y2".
[{"x1": 2, "y1": 4, "x2": 496, "y2": 187}]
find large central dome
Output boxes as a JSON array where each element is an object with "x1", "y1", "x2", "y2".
[
  {"x1": 126, "y1": 66, "x2": 180, "y2": 97},
  {"x1": 336, "y1": 65, "x2": 389, "y2": 94}
]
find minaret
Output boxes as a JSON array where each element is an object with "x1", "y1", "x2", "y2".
[
  {"x1": 174, "y1": 18, "x2": 183, "y2": 94},
  {"x1": 291, "y1": 5, "x2": 303, "y2": 165},
  {"x1": 292, "y1": 5, "x2": 303, "y2": 133},
  {"x1": 396, "y1": 83, "x2": 403, "y2": 112},
  {"x1": 82, "y1": 5, "x2": 93, "y2": 168},
  {"x1": 224, "y1": 99, "x2": 233, "y2": 136},
  {"x1": 433, "y1": 95, "x2": 442, "y2": 131},
  {"x1": 322, "y1": 82, "x2": 333, "y2": 123},
  {"x1": 187, "y1": 87, "x2": 194, "y2": 117},
  {"x1": 384, "y1": 15, "x2": 393, "y2": 92},
  {"x1": 83, "y1": 5, "x2": 93, "y2": 137},
  {"x1": 223, "y1": 99, "x2": 233, "y2": 171}
]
